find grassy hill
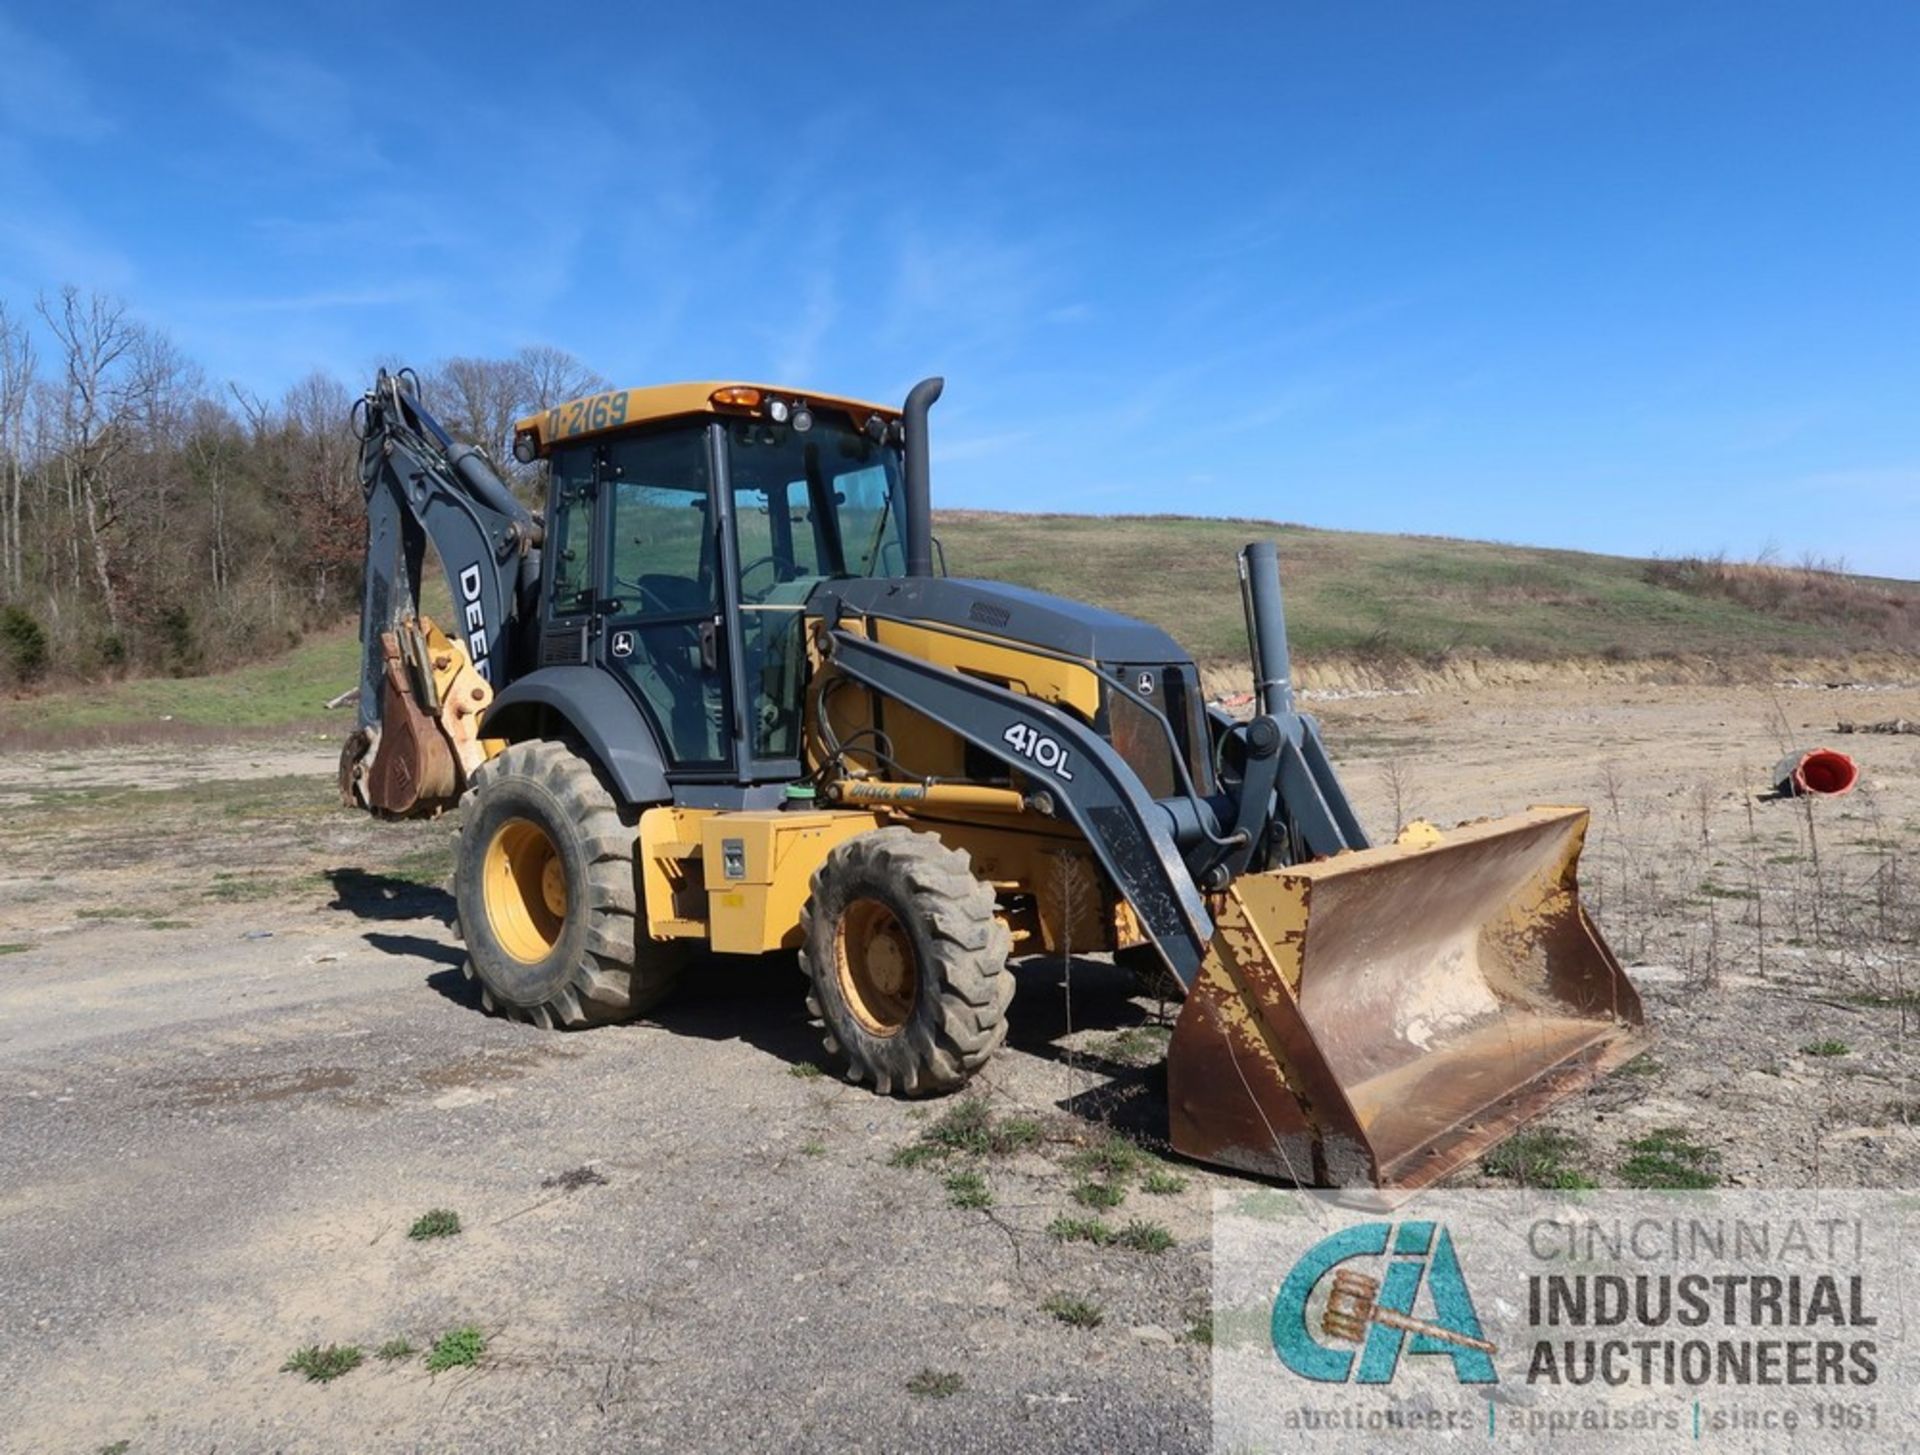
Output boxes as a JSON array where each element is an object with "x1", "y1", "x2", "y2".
[
  {"x1": 941, "y1": 512, "x2": 1919, "y2": 664},
  {"x1": 2, "y1": 512, "x2": 1913, "y2": 743}
]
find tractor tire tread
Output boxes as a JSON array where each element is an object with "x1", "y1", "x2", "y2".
[
  {"x1": 798, "y1": 826, "x2": 1013, "y2": 1098},
  {"x1": 456, "y1": 738, "x2": 684, "y2": 1030}
]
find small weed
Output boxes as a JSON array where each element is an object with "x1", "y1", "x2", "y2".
[
  {"x1": 1483, "y1": 1129, "x2": 1597, "y2": 1190},
  {"x1": 1097, "y1": 1025, "x2": 1173, "y2": 1065},
  {"x1": 1069, "y1": 1135, "x2": 1142, "y2": 1181},
  {"x1": 282, "y1": 1343, "x2": 364, "y2": 1383},
  {"x1": 1848, "y1": 990, "x2": 1920, "y2": 1010},
  {"x1": 788, "y1": 1061, "x2": 824, "y2": 1079},
  {"x1": 204, "y1": 873, "x2": 291, "y2": 902},
  {"x1": 1620, "y1": 1054, "x2": 1662, "y2": 1078},
  {"x1": 1048, "y1": 1215, "x2": 1115, "y2": 1246},
  {"x1": 906, "y1": 1368, "x2": 964, "y2": 1398},
  {"x1": 375, "y1": 1338, "x2": 416, "y2": 1362},
  {"x1": 888, "y1": 1142, "x2": 943, "y2": 1169},
  {"x1": 1115, "y1": 1220, "x2": 1176, "y2": 1254},
  {"x1": 146, "y1": 919, "x2": 191, "y2": 930},
  {"x1": 97, "y1": 1443, "x2": 132, "y2": 1455},
  {"x1": 1620, "y1": 1128, "x2": 1720, "y2": 1190},
  {"x1": 425, "y1": 1325, "x2": 487, "y2": 1373},
  {"x1": 1802, "y1": 1040, "x2": 1851, "y2": 1058},
  {"x1": 76, "y1": 906, "x2": 147, "y2": 919},
  {"x1": 945, "y1": 1169, "x2": 992, "y2": 1209},
  {"x1": 541, "y1": 1166, "x2": 608, "y2": 1192},
  {"x1": 407, "y1": 1208, "x2": 461, "y2": 1240},
  {"x1": 387, "y1": 843, "x2": 453, "y2": 888},
  {"x1": 1143, "y1": 1168, "x2": 1188, "y2": 1196},
  {"x1": 1696, "y1": 881, "x2": 1756, "y2": 901},
  {"x1": 995, "y1": 1115, "x2": 1042, "y2": 1151},
  {"x1": 0, "y1": 943, "x2": 27, "y2": 955},
  {"x1": 1192, "y1": 1303, "x2": 1274, "y2": 1350},
  {"x1": 800, "y1": 1140, "x2": 826, "y2": 1157},
  {"x1": 1072, "y1": 1179, "x2": 1126, "y2": 1210},
  {"x1": 1232, "y1": 1188, "x2": 1305, "y2": 1221},
  {"x1": 1042, "y1": 1293, "x2": 1104, "y2": 1329},
  {"x1": 908, "y1": 1098, "x2": 1042, "y2": 1160},
  {"x1": 926, "y1": 1097, "x2": 997, "y2": 1154}
]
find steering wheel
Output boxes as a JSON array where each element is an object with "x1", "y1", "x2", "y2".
[
  {"x1": 738, "y1": 554, "x2": 784, "y2": 602},
  {"x1": 611, "y1": 577, "x2": 680, "y2": 615}
]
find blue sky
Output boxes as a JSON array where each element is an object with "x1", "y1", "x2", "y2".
[{"x1": 2, "y1": 1, "x2": 1916, "y2": 575}]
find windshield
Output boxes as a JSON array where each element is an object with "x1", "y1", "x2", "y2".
[{"x1": 724, "y1": 414, "x2": 907, "y2": 591}]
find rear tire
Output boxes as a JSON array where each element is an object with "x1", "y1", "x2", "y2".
[
  {"x1": 799, "y1": 826, "x2": 1013, "y2": 1095},
  {"x1": 455, "y1": 739, "x2": 684, "y2": 1028}
]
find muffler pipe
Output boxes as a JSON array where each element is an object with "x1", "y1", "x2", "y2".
[
  {"x1": 902, "y1": 376, "x2": 944, "y2": 577},
  {"x1": 1239, "y1": 540, "x2": 1295, "y2": 718}
]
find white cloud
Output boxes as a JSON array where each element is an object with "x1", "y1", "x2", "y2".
[
  {"x1": 215, "y1": 44, "x2": 382, "y2": 168},
  {"x1": 0, "y1": 15, "x2": 113, "y2": 142}
]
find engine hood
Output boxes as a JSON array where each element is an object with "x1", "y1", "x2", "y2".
[{"x1": 810, "y1": 576, "x2": 1189, "y2": 667}]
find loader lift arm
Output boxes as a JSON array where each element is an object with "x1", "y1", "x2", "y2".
[
  {"x1": 823, "y1": 625, "x2": 1218, "y2": 983},
  {"x1": 819, "y1": 539, "x2": 1378, "y2": 989},
  {"x1": 342, "y1": 370, "x2": 544, "y2": 816}
]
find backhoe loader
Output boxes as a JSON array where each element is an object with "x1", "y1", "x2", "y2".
[{"x1": 339, "y1": 369, "x2": 1646, "y2": 1192}]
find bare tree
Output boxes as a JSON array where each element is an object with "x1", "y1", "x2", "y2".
[
  {"x1": 427, "y1": 346, "x2": 607, "y2": 489},
  {"x1": 37, "y1": 286, "x2": 146, "y2": 631},
  {"x1": 279, "y1": 371, "x2": 361, "y2": 609},
  {"x1": 517, "y1": 344, "x2": 607, "y2": 414},
  {"x1": 425, "y1": 355, "x2": 526, "y2": 469},
  {"x1": 0, "y1": 302, "x2": 34, "y2": 596},
  {"x1": 0, "y1": 294, "x2": 602, "y2": 679}
]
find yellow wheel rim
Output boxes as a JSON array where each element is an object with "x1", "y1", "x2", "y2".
[
  {"x1": 484, "y1": 817, "x2": 566, "y2": 964},
  {"x1": 835, "y1": 897, "x2": 917, "y2": 1037}
]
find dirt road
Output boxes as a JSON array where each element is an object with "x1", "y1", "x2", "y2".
[{"x1": 1, "y1": 678, "x2": 1914, "y2": 1452}]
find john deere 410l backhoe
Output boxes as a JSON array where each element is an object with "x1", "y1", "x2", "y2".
[{"x1": 340, "y1": 370, "x2": 1645, "y2": 1192}]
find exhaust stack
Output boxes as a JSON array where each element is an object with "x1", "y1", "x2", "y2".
[
  {"x1": 1239, "y1": 540, "x2": 1296, "y2": 718},
  {"x1": 902, "y1": 376, "x2": 944, "y2": 577}
]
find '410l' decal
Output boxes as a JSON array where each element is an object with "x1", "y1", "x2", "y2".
[{"x1": 1002, "y1": 723, "x2": 1075, "y2": 780}]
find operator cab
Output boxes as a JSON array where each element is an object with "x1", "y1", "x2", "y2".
[{"x1": 529, "y1": 386, "x2": 912, "y2": 793}]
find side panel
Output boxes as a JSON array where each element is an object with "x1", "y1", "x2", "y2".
[
  {"x1": 870, "y1": 618, "x2": 1104, "y2": 721},
  {"x1": 481, "y1": 666, "x2": 671, "y2": 806},
  {"x1": 697, "y1": 810, "x2": 883, "y2": 954}
]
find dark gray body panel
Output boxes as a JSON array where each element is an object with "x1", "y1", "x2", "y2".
[
  {"x1": 813, "y1": 576, "x2": 1187, "y2": 667},
  {"x1": 482, "y1": 667, "x2": 671, "y2": 806}
]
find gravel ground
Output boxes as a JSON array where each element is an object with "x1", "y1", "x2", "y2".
[{"x1": 0, "y1": 676, "x2": 1914, "y2": 1452}]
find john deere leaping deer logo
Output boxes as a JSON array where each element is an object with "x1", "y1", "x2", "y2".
[{"x1": 1272, "y1": 1221, "x2": 1497, "y2": 1384}]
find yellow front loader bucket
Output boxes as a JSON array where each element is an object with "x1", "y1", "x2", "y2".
[{"x1": 1166, "y1": 805, "x2": 1645, "y2": 1193}]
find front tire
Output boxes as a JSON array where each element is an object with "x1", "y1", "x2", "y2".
[
  {"x1": 799, "y1": 826, "x2": 1013, "y2": 1095},
  {"x1": 455, "y1": 739, "x2": 684, "y2": 1028}
]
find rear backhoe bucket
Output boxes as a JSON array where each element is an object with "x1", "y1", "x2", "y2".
[{"x1": 1166, "y1": 805, "x2": 1645, "y2": 1194}]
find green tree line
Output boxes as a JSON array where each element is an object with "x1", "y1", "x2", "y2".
[{"x1": 0, "y1": 287, "x2": 601, "y2": 686}]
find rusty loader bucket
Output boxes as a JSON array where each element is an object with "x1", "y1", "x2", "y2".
[{"x1": 1166, "y1": 805, "x2": 1645, "y2": 1193}]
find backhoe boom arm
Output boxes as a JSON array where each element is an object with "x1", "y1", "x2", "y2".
[{"x1": 353, "y1": 370, "x2": 541, "y2": 725}]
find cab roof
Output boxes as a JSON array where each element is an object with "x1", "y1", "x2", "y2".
[{"x1": 512, "y1": 381, "x2": 900, "y2": 458}]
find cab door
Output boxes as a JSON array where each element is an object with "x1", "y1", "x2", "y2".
[{"x1": 593, "y1": 424, "x2": 735, "y2": 771}]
